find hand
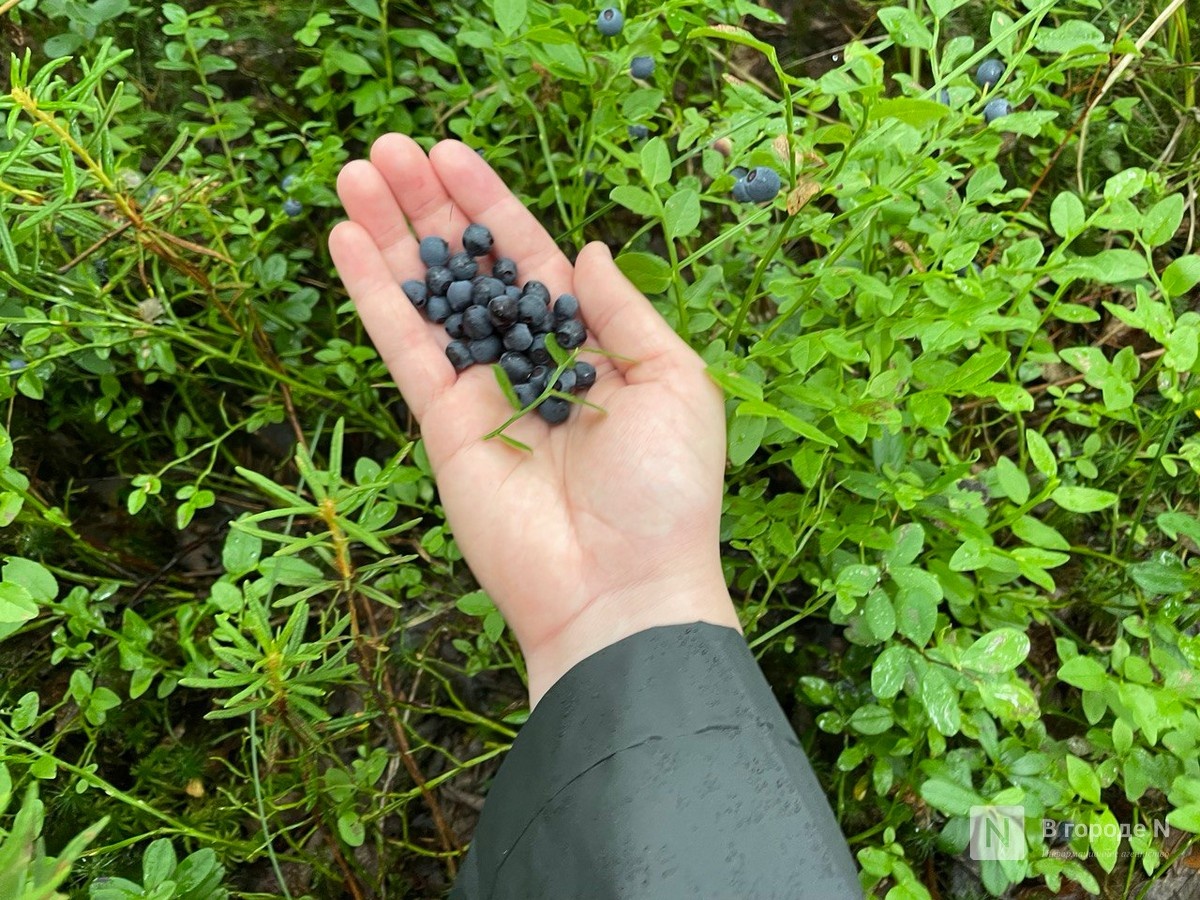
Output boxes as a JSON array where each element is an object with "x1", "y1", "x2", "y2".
[{"x1": 329, "y1": 135, "x2": 739, "y2": 705}]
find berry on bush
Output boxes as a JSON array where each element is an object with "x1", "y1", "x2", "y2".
[
  {"x1": 731, "y1": 180, "x2": 751, "y2": 203},
  {"x1": 597, "y1": 7, "x2": 623, "y2": 36},
  {"x1": 282, "y1": 198, "x2": 303, "y2": 217},
  {"x1": 281, "y1": 174, "x2": 297, "y2": 191},
  {"x1": 420, "y1": 236, "x2": 450, "y2": 268},
  {"x1": 628, "y1": 124, "x2": 649, "y2": 140},
  {"x1": 742, "y1": 166, "x2": 781, "y2": 202},
  {"x1": 463, "y1": 223, "x2": 494, "y2": 256},
  {"x1": 630, "y1": 56, "x2": 655, "y2": 79},
  {"x1": 984, "y1": 98, "x2": 1011, "y2": 122},
  {"x1": 974, "y1": 58, "x2": 1004, "y2": 89}
]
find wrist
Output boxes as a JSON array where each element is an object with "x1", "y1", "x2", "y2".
[{"x1": 521, "y1": 571, "x2": 740, "y2": 708}]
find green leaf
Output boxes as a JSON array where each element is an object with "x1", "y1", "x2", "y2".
[
  {"x1": 1142, "y1": 194, "x2": 1184, "y2": 247},
  {"x1": 1025, "y1": 430, "x2": 1058, "y2": 477},
  {"x1": 1058, "y1": 655, "x2": 1108, "y2": 691},
  {"x1": 871, "y1": 645, "x2": 909, "y2": 699},
  {"x1": 337, "y1": 811, "x2": 365, "y2": 847},
  {"x1": 1050, "y1": 486, "x2": 1118, "y2": 513},
  {"x1": 920, "y1": 776, "x2": 984, "y2": 816},
  {"x1": 849, "y1": 704, "x2": 894, "y2": 735},
  {"x1": 1162, "y1": 255, "x2": 1200, "y2": 298},
  {"x1": 455, "y1": 590, "x2": 495, "y2": 618},
  {"x1": 921, "y1": 667, "x2": 961, "y2": 736},
  {"x1": 2, "y1": 556, "x2": 58, "y2": 602},
  {"x1": 877, "y1": 7, "x2": 933, "y2": 49},
  {"x1": 493, "y1": 0, "x2": 526, "y2": 35},
  {"x1": 615, "y1": 251, "x2": 672, "y2": 294},
  {"x1": 1050, "y1": 191, "x2": 1085, "y2": 238},
  {"x1": 1067, "y1": 754, "x2": 1101, "y2": 803},
  {"x1": 1061, "y1": 249, "x2": 1148, "y2": 284},
  {"x1": 640, "y1": 137, "x2": 672, "y2": 188},
  {"x1": 143, "y1": 838, "x2": 178, "y2": 888},
  {"x1": 1128, "y1": 553, "x2": 1195, "y2": 595},
  {"x1": 961, "y1": 629, "x2": 1030, "y2": 674},
  {"x1": 891, "y1": 566, "x2": 941, "y2": 647},
  {"x1": 663, "y1": 188, "x2": 701, "y2": 240},
  {"x1": 869, "y1": 97, "x2": 948, "y2": 128},
  {"x1": 0, "y1": 583, "x2": 37, "y2": 624},
  {"x1": 346, "y1": 0, "x2": 381, "y2": 17},
  {"x1": 1090, "y1": 807, "x2": 1119, "y2": 872},
  {"x1": 1166, "y1": 804, "x2": 1200, "y2": 834},
  {"x1": 994, "y1": 456, "x2": 1029, "y2": 505}
]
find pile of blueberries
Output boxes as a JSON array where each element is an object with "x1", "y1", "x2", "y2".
[{"x1": 402, "y1": 224, "x2": 595, "y2": 425}]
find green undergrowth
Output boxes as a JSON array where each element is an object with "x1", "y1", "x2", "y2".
[{"x1": 0, "y1": 0, "x2": 1198, "y2": 896}]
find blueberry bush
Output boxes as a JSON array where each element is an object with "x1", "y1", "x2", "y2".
[{"x1": 0, "y1": 0, "x2": 1197, "y2": 896}]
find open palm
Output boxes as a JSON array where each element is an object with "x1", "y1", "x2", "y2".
[{"x1": 329, "y1": 136, "x2": 738, "y2": 703}]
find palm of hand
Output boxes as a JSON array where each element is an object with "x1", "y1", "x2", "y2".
[{"x1": 330, "y1": 136, "x2": 737, "y2": 700}]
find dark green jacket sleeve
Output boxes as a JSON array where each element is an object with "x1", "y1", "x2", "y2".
[{"x1": 450, "y1": 622, "x2": 862, "y2": 899}]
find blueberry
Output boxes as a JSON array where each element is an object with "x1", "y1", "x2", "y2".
[
  {"x1": 447, "y1": 280, "x2": 474, "y2": 311},
  {"x1": 426, "y1": 266, "x2": 454, "y2": 296},
  {"x1": 488, "y1": 293, "x2": 519, "y2": 327},
  {"x1": 597, "y1": 7, "x2": 624, "y2": 36},
  {"x1": 426, "y1": 295, "x2": 451, "y2": 324},
  {"x1": 463, "y1": 223, "x2": 494, "y2": 257},
  {"x1": 500, "y1": 351, "x2": 534, "y2": 384},
  {"x1": 630, "y1": 56, "x2": 655, "y2": 79},
  {"x1": 448, "y1": 252, "x2": 479, "y2": 281},
  {"x1": 974, "y1": 58, "x2": 1004, "y2": 89},
  {"x1": 529, "y1": 333, "x2": 552, "y2": 366},
  {"x1": 528, "y1": 365, "x2": 550, "y2": 392},
  {"x1": 445, "y1": 312, "x2": 465, "y2": 339},
  {"x1": 504, "y1": 323, "x2": 534, "y2": 352},
  {"x1": 554, "y1": 368, "x2": 577, "y2": 393},
  {"x1": 469, "y1": 335, "x2": 503, "y2": 364},
  {"x1": 574, "y1": 360, "x2": 596, "y2": 389},
  {"x1": 420, "y1": 236, "x2": 451, "y2": 268},
  {"x1": 628, "y1": 124, "x2": 649, "y2": 141},
  {"x1": 463, "y1": 305, "x2": 494, "y2": 340},
  {"x1": 939, "y1": 87, "x2": 951, "y2": 106},
  {"x1": 493, "y1": 257, "x2": 518, "y2": 285},
  {"x1": 514, "y1": 382, "x2": 540, "y2": 408},
  {"x1": 555, "y1": 318, "x2": 586, "y2": 350},
  {"x1": 7, "y1": 358, "x2": 26, "y2": 371},
  {"x1": 402, "y1": 279, "x2": 428, "y2": 308},
  {"x1": 445, "y1": 340, "x2": 473, "y2": 371},
  {"x1": 283, "y1": 198, "x2": 303, "y2": 217},
  {"x1": 505, "y1": 285, "x2": 522, "y2": 301},
  {"x1": 518, "y1": 294, "x2": 548, "y2": 326},
  {"x1": 472, "y1": 276, "x2": 506, "y2": 305},
  {"x1": 522, "y1": 281, "x2": 551, "y2": 306},
  {"x1": 731, "y1": 180, "x2": 751, "y2": 203},
  {"x1": 743, "y1": 166, "x2": 782, "y2": 202},
  {"x1": 538, "y1": 397, "x2": 571, "y2": 424},
  {"x1": 553, "y1": 293, "x2": 580, "y2": 323},
  {"x1": 731, "y1": 166, "x2": 748, "y2": 180},
  {"x1": 983, "y1": 97, "x2": 1011, "y2": 123},
  {"x1": 282, "y1": 174, "x2": 297, "y2": 191}
]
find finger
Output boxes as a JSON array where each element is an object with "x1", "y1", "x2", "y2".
[
  {"x1": 572, "y1": 242, "x2": 699, "y2": 381},
  {"x1": 328, "y1": 219, "x2": 452, "y2": 422},
  {"x1": 335, "y1": 157, "x2": 422, "y2": 285},
  {"x1": 429, "y1": 141, "x2": 575, "y2": 292},
  {"x1": 369, "y1": 134, "x2": 471, "y2": 255}
]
